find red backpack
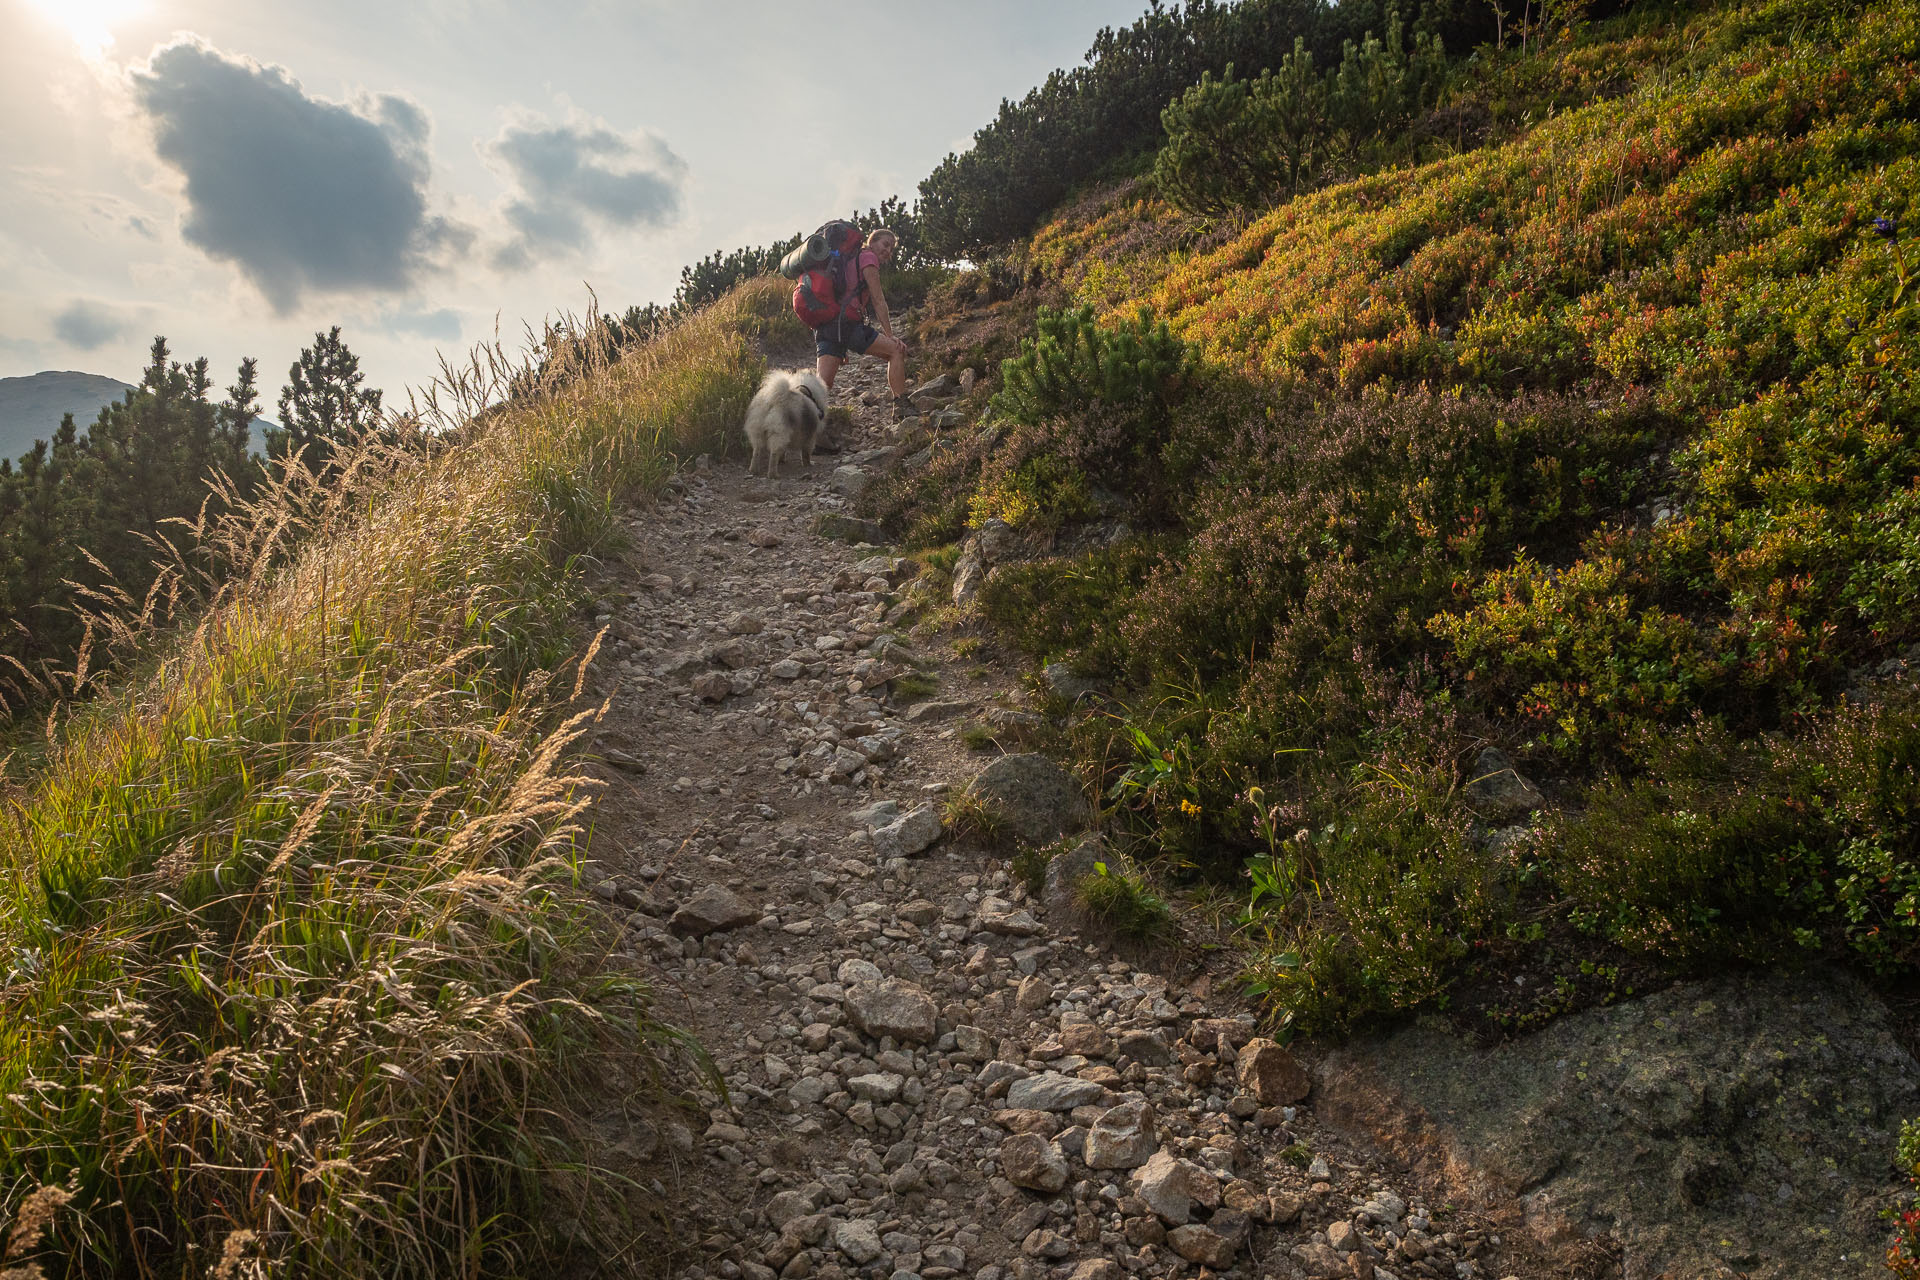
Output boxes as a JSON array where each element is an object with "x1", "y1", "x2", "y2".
[{"x1": 784, "y1": 220, "x2": 867, "y2": 329}]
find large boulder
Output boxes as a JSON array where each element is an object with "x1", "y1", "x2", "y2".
[
  {"x1": 967, "y1": 753, "x2": 1090, "y2": 845},
  {"x1": 1130, "y1": 1151, "x2": 1218, "y2": 1225},
  {"x1": 1237, "y1": 1038, "x2": 1312, "y2": 1105},
  {"x1": 1084, "y1": 1100, "x2": 1158, "y2": 1170},
  {"x1": 951, "y1": 540, "x2": 987, "y2": 605},
  {"x1": 999, "y1": 1133, "x2": 1070, "y2": 1193},
  {"x1": 668, "y1": 885, "x2": 758, "y2": 937},
  {"x1": 843, "y1": 978, "x2": 937, "y2": 1043},
  {"x1": 1005, "y1": 1071, "x2": 1107, "y2": 1112},
  {"x1": 1315, "y1": 966, "x2": 1920, "y2": 1280},
  {"x1": 870, "y1": 804, "x2": 943, "y2": 859},
  {"x1": 1466, "y1": 747, "x2": 1545, "y2": 820}
]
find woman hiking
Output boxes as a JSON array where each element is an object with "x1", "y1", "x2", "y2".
[{"x1": 815, "y1": 227, "x2": 909, "y2": 418}]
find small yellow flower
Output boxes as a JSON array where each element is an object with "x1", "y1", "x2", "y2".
[{"x1": 1179, "y1": 799, "x2": 1202, "y2": 817}]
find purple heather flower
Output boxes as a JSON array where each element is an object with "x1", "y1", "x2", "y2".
[{"x1": 1873, "y1": 215, "x2": 1899, "y2": 242}]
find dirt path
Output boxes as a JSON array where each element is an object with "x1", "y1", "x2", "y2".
[{"x1": 569, "y1": 343, "x2": 1556, "y2": 1280}]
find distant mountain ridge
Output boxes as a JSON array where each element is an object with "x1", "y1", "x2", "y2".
[
  {"x1": 0, "y1": 371, "x2": 136, "y2": 461},
  {"x1": 0, "y1": 370, "x2": 273, "y2": 462}
]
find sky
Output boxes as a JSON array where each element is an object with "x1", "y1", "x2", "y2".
[{"x1": 0, "y1": 0, "x2": 1153, "y2": 413}]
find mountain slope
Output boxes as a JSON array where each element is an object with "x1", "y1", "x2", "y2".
[
  {"x1": 0, "y1": 370, "x2": 279, "y2": 461},
  {"x1": 0, "y1": 371, "x2": 135, "y2": 458},
  {"x1": 872, "y1": 0, "x2": 1920, "y2": 1032}
]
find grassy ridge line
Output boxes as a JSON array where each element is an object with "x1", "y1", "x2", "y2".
[{"x1": 0, "y1": 278, "x2": 790, "y2": 1277}]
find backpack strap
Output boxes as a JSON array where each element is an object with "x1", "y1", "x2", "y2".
[{"x1": 832, "y1": 246, "x2": 871, "y2": 315}]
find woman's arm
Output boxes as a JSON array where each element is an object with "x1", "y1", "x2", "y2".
[{"x1": 863, "y1": 264, "x2": 894, "y2": 338}]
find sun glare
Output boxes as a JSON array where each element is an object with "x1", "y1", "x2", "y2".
[{"x1": 22, "y1": 0, "x2": 147, "y2": 58}]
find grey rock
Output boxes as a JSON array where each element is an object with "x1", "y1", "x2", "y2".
[
  {"x1": 849, "y1": 1072, "x2": 906, "y2": 1103},
  {"x1": 977, "y1": 899, "x2": 1042, "y2": 937},
  {"x1": 966, "y1": 753, "x2": 1090, "y2": 846},
  {"x1": 668, "y1": 885, "x2": 758, "y2": 937},
  {"x1": 765, "y1": 1189, "x2": 816, "y2": 1227},
  {"x1": 954, "y1": 1025, "x2": 993, "y2": 1058},
  {"x1": 1015, "y1": 974, "x2": 1051, "y2": 1010},
  {"x1": 977, "y1": 517, "x2": 1016, "y2": 564},
  {"x1": 830, "y1": 465, "x2": 871, "y2": 499},
  {"x1": 908, "y1": 373, "x2": 959, "y2": 404},
  {"x1": 1290, "y1": 1241, "x2": 1348, "y2": 1277},
  {"x1": 708, "y1": 637, "x2": 753, "y2": 669},
  {"x1": 951, "y1": 541, "x2": 986, "y2": 606},
  {"x1": 1005, "y1": 1071, "x2": 1106, "y2": 1112},
  {"x1": 814, "y1": 513, "x2": 885, "y2": 544},
  {"x1": 1041, "y1": 662, "x2": 1102, "y2": 703},
  {"x1": 1237, "y1": 1038, "x2": 1311, "y2": 1105},
  {"x1": 727, "y1": 611, "x2": 766, "y2": 635},
  {"x1": 655, "y1": 649, "x2": 708, "y2": 679},
  {"x1": 1361, "y1": 1190, "x2": 1407, "y2": 1227},
  {"x1": 833, "y1": 1219, "x2": 884, "y2": 1265},
  {"x1": 1166, "y1": 1224, "x2": 1236, "y2": 1268},
  {"x1": 691, "y1": 671, "x2": 732, "y2": 702},
  {"x1": 998, "y1": 1133, "x2": 1069, "y2": 1193},
  {"x1": 845, "y1": 978, "x2": 938, "y2": 1043},
  {"x1": 852, "y1": 799, "x2": 902, "y2": 826},
  {"x1": 1131, "y1": 1151, "x2": 1212, "y2": 1225},
  {"x1": 1466, "y1": 747, "x2": 1545, "y2": 820},
  {"x1": 837, "y1": 958, "x2": 884, "y2": 985},
  {"x1": 903, "y1": 699, "x2": 972, "y2": 723},
  {"x1": 1083, "y1": 1099, "x2": 1157, "y2": 1170},
  {"x1": 1117, "y1": 1029, "x2": 1174, "y2": 1067},
  {"x1": 977, "y1": 1060, "x2": 1028, "y2": 1088},
  {"x1": 1316, "y1": 966, "x2": 1920, "y2": 1280},
  {"x1": 870, "y1": 804, "x2": 943, "y2": 859},
  {"x1": 1042, "y1": 832, "x2": 1106, "y2": 920}
]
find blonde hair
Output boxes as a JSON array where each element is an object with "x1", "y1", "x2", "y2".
[{"x1": 866, "y1": 227, "x2": 898, "y2": 251}]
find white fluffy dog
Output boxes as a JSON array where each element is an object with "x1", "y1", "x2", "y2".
[{"x1": 743, "y1": 368, "x2": 830, "y2": 480}]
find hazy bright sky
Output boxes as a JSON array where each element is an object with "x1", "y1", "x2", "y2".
[{"x1": 0, "y1": 0, "x2": 1151, "y2": 409}]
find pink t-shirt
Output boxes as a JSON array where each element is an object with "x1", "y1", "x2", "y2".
[{"x1": 840, "y1": 248, "x2": 879, "y2": 319}]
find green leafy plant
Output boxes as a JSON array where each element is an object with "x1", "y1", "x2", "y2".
[
  {"x1": 1076, "y1": 859, "x2": 1175, "y2": 942},
  {"x1": 1891, "y1": 1117, "x2": 1920, "y2": 1278}
]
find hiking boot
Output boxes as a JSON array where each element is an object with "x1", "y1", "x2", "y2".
[{"x1": 891, "y1": 395, "x2": 915, "y2": 423}]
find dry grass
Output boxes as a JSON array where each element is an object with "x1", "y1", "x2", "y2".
[{"x1": 0, "y1": 277, "x2": 797, "y2": 1277}]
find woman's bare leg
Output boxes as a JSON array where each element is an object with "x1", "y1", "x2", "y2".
[{"x1": 865, "y1": 333, "x2": 907, "y2": 400}]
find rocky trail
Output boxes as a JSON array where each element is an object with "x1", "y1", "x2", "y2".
[{"x1": 560, "y1": 338, "x2": 1568, "y2": 1280}]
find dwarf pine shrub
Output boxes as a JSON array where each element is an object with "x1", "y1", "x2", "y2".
[{"x1": 992, "y1": 305, "x2": 1190, "y2": 426}]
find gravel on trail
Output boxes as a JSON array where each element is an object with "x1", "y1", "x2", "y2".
[{"x1": 568, "y1": 344, "x2": 1558, "y2": 1280}]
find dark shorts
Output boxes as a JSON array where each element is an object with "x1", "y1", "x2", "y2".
[{"x1": 815, "y1": 319, "x2": 879, "y2": 360}]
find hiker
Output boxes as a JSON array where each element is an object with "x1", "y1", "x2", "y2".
[{"x1": 815, "y1": 228, "x2": 908, "y2": 414}]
